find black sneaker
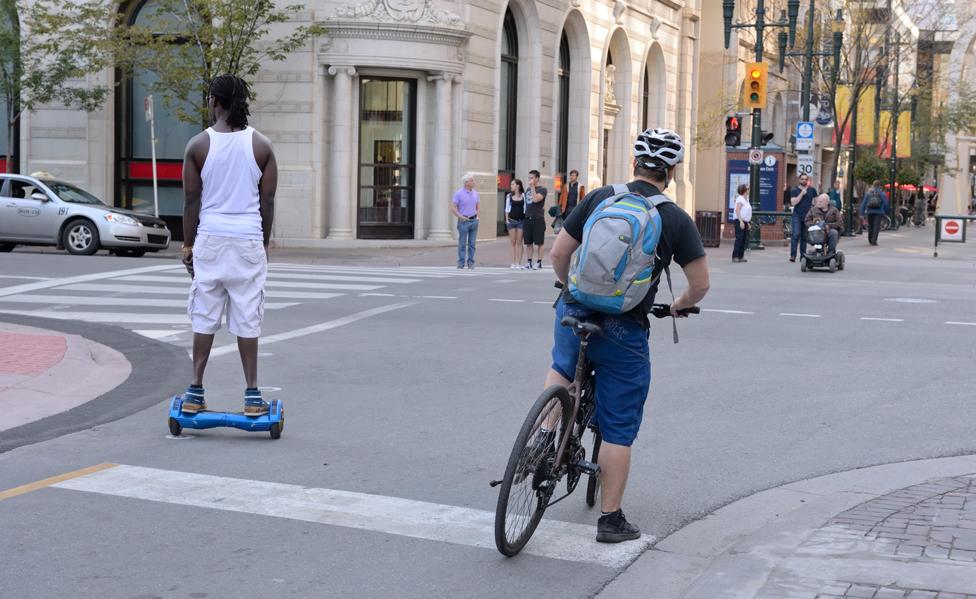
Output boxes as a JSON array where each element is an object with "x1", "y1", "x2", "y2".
[{"x1": 596, "y1": 510, "x2": 641, "y2": 543}]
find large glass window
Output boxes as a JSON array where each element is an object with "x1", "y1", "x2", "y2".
[
  {"x1": 357, "y1": 78, "x2": 416, "y2": 239},
  {"x1": 0, "y1": 5, "x2": 18, "y2": 173},
  {"x1": 557, "y1": 32, "x2": 570, "y2": 179},
  {"x1": 498, "y1": 8, "x2": 518, "y2": 235},
  {"x1": 117, "y1": 0, "x2": 200, "y2": 235}
]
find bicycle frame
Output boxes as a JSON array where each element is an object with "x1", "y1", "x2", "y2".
[{"x1": 549, "y1": 330, "x2": 594, "y2": 486}]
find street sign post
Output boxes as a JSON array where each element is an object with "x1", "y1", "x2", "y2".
[
  {"x1": 144, "y1": 95, "x2": 160, "y2": 218},
  {"x1": 797, "y1": 154, "x2": 814, "y2": 178},
  {"x1": 749, "y1": 148, "x2": 764, "y2": 165},
  {"x1": 795, "y1": 121, "x2": 814, "y2": 151}
]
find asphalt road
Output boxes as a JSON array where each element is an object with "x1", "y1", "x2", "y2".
[{"x1": 1, "y1": 225, "x2": 974, "y2": 598}]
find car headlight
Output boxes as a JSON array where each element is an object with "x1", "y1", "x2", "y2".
[{"x1": 104, "y1": 213, "x2": 139, "y2": 226}]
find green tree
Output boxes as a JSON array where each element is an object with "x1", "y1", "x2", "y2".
[
  {"x1": 853, "y1": 149, "x2": 888, "y2": 186},
  {"x1": 0, "y1": 0, "x2": 118, "y2": 173},
  {"x1": 120, "y1": 0, "x2": 325, "y2": 125}
]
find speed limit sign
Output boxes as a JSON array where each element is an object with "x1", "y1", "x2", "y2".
[{"x1": 797, "y1": 154, "x2": 814, "y2": 177}]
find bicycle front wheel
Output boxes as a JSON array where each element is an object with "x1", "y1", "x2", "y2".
[{"x1": 494, "y1": 385, "x2": 572, "y2": 557}]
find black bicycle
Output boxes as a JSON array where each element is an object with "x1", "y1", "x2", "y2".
[{"x1": 491, "y1": 302, "x2": 699, "y2": 556}]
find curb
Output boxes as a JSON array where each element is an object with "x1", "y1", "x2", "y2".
[
  {"x1": 0, "y1": 314, "x2": 188, "y2": 454},
  {"x1": 596, "y1": 454, "x2": 976, "y2": 599}
]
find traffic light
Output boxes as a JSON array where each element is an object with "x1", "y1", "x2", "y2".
[
  {"x1": 743, "y1": 62, "x2": 768, "y2": 110},
  {"x1": 724, "y1": 116, "x2": 741, "y2": 147},
  {"x1": 762, "y1": 130, "x2": 774, "y2": 145}
]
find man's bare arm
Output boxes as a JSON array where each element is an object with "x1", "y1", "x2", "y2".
[
  {"x1": 254, "y1": 132, "x2": 277, "y2": 248},
  {"x1": 672, "y1": 256, "x2": 709, "y2": 313},
  {"x1": 182, "y1": 134, "x2": 206, "y2": 247},
  {"x1": 549, "y1": 229, "x2": 581, "y2": 284}
]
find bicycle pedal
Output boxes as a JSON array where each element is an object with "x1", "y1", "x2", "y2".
[{"x1": 572, "y1": 458, "x2": 600, "y2": 476}]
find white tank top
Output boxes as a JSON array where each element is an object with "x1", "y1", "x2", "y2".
[{"x1": 198, "y1": 126, "x2": 263, "y2": 240}]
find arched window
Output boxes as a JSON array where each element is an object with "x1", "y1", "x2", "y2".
[
  {"x1": 117, "y1": 0, "x2": 199, "y2": 232},
  {"x1": 499, "y1": 9, "x2": 518, "y2": 174},
  {"x1": 556, "y1": 32, "x2": 570, "y2": 178},
  {"x1": 497, "y1": 8, "x2": 518, "y2": 235},
  {"x1": 0, "y1": 5, "x2": 18, "y2": 173},
  {"x1": 641, "y1": 70, "x2": 649, "y2": 133}
]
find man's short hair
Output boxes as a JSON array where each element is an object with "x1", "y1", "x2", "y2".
[
  {"x1": 461, "y1": 173, "x2": 475, "y2": 184},
  {"x1": 872, "y1": 180, "x2": 882, "y2": 187},
  {"x1": 737, "y1": 183, "x2": 748, "y2": 195},
  {"x1": 529, "y1": 169, "x2": 540, "y2": 178},
  {"x1": 569, "y1": 169, "x2": 579, "y2": 176},
  {"x1": 633, "y1": 163, "x2": 668, "y2": 184}
]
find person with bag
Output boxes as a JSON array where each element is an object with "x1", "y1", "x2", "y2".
[
  {"x1": 545, "y1": 128, "x2": 710, "y2": 543},
  {"x1": 732, "y1": 183, "x2": 751, "y2": 263},
  {"x1": 805, "y1": 194, "x2": 844, "y2": 255},
  {"x1": 859, "y1": 180, "x2": 890, "y2": 246},
  {"x1": 505, "y1": 178, "x2": 526, "y2": 269}
]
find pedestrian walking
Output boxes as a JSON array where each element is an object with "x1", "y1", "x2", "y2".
[
  {"x1": 523, "y1": 169, "x2": 547, "y2": 270},
  {"x1": 859, "y1": 180, "x2": 890, "y2": 246},
  {"x1": 180, "y1": 74, "x2": 278, "y2": 416},
  {"x1": 559, "y1": 169, "x2": 585, "y2": 219},
  {"x1": 505, "y1": 178, "x2": 526, "y2": 269},
  {"x1": 451, "y1": 173, "x2": 480, "y2": 269},
  {"x1": 828, "y1": 179, "x2": 842, "y2": 211},
  {"x1": 732, "y1": 183, "x2": 751, "y2": 263},
  {"x1": 789, "y1": 173, "x2": 818, "y2": 262}
]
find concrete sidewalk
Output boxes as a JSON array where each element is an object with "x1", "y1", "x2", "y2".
[
  {"x1": 0, "y1": 322, "x2": 131, "y2": 432},
  {"x1": 598, "y1": 455, "x2": 976, "y2": 599},
  {"x1": 0, "y1": 315, "x2": 188, "y2": 453}
]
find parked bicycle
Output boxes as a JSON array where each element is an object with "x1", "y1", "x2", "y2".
[{"x1": 491, "y1": 301, "x2": 698, "y2": 556}]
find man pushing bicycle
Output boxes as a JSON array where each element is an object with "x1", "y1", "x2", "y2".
[{"x1": 547, "y1": 128, "x2": 710, "y2": 542}]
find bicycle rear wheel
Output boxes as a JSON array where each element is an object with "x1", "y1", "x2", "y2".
[{"x1": 494, "y1": 385, "x2": 572, "y2": 557}]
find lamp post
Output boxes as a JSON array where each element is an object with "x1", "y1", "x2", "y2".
[{"x1": 725, "y1": 0, "x2": 800, "y2": 249}]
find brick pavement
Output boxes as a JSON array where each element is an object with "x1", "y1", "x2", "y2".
[
  {"x1": 756, "y1": 475, "x2": 976, "y2": 598},
  {"x1": 0, "y1": 331, "x2": 66, "y2": 375}
]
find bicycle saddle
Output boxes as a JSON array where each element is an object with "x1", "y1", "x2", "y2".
[{"x1": 560, "y1": 315, "x2": 603, "y2": 336}]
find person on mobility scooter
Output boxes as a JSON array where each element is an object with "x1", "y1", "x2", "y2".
[{"x1": 801, "y1": 194, "x2": 845, "y2": 272}]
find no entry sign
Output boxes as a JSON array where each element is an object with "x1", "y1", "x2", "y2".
[{"x1": 942, "y1": 219, "x2": 963, "y2": 241}]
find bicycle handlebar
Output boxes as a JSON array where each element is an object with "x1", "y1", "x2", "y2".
[{"x1": 650, "y1": 304, "x2": 700, "y2": 318}]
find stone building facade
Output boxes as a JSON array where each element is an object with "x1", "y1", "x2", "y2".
[{"x1": 7, "y1": 0, "x2": 703, "y2": 243}]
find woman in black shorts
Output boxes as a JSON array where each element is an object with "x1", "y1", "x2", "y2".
[{"x1": 505, "y1": 179, "x2": 526, "y2": 269}]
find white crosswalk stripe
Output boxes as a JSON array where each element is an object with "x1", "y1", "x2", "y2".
[{"x1": 0, "y1": 263, "x2": 505, "y2": 342}]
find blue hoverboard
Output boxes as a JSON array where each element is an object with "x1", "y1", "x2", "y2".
[{"x1": 167, "y1": 396, "x2": 284, "y2": 439}]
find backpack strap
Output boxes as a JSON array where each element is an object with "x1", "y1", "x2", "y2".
[{"x1": 611, "y1": 183, "x2": 630, "y2": 195}]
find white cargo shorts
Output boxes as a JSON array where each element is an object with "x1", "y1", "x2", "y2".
[{"x1": 188, "y1": 234, "x2": 267, "y2": 338}]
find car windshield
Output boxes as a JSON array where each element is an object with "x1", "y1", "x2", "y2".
[{"x1": 44, "y1": 181, "x2": 107, "y2": 206}]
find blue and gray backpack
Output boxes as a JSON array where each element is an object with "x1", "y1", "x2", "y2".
[{"x1": 568, "y1": 184, "x2": 671, "y2": 314}]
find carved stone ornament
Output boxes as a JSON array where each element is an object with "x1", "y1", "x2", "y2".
[
  {"x1": 649, "y1": 16, "x2": 661, "y2": 39},
  {"x1": 333, "y1": 0, "x2": 464, "y2": 28},
  {"x1": 613, "y1": 0, "x2": 627, "y2": 25},
  {"x1": 605, "y1": 64, "x2": 617, "y2": 105}
]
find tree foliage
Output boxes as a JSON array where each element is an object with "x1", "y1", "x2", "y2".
[
  {"x1": 853, "y1": 149, "x2": 888, "y2": 185},
  {"x1": 120, "y1": 0, "x2": 326, "y2": 125},
  {"x1": 0, "y1": 0, "x2": 116, "y2": 172}
]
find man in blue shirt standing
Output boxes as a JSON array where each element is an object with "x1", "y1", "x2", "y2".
[
  {"x1": 859, "y1": 179, "x2": 890, "y2": 246},
  {"x1": 789, "y1": 173, "x2": 818, "y2": 262}
]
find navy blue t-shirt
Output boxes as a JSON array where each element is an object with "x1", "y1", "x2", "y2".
[{"x1": 791, "y1": 185, "x2": 818, "y2": 217}]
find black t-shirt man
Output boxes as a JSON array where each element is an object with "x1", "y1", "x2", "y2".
[
  {"x1": 561, "y1": 180, "x2": 706, "y2": 327},
  {"x1": 526, "y1": 186, "x2": 548, "y2": 219}
]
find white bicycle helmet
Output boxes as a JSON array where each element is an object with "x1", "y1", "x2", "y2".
[{"x1": 634, "y1": 128, "x2": 685, "y2": 170}]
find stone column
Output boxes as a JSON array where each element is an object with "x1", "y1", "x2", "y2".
[
  {"x1": 327, "y1": 66, "x2": 356, "y2": 239},
  {"x1": 428, "y1": 73, "x2": 454, "y2": 240}
]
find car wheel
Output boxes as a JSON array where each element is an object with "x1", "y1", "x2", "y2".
[
  {"x1": 115, "y1": 249, "x2": 146, "y2": 258},
  {"x1": 62, "y1": 220, "x2": 100, "y2": 255},
  {"x1": 0, "y1": 243, "x2": 15, "y2": 253}
]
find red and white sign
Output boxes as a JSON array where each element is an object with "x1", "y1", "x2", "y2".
[{"x1": 942, "y1": 219, "x2": 963, "y2": 241}]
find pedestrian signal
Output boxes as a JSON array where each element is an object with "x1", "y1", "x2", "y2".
[
  {"x1": 743, "y1": 62, "x2": 768, "y2": 110},
  {"x1": 724, "y1": 116, "x2": 741, "y2": 147}
]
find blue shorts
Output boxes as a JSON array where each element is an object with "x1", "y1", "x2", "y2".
[{"x1": 550, "y1": 299, "x2": 651, "y2": 446}]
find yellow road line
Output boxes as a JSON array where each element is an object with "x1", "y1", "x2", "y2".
[{"x1": 0, "y1": 463, "x2": 117, "y2": 501}]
